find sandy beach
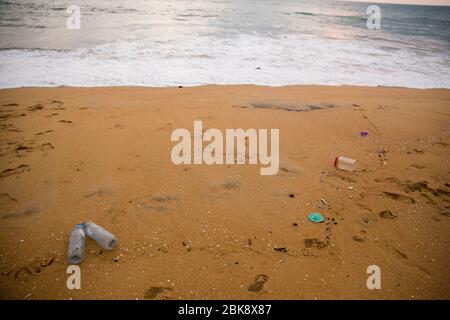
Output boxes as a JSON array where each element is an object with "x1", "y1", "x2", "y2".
[{"x1": 0, "y1": 85, "x2": 449, "y2": 299}]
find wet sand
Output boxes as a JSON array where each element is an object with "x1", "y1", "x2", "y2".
[{"x1": 0, "y1": 85, "x2": 449, "y2": 299}]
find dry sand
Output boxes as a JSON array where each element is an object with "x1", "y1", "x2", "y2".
[{"x1": 0, "y1": 85, "x2": 449, "y2": 300}]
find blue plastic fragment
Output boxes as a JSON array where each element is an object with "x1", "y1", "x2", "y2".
[{"x1": 308, "y1": 212, "x2": 324, "y2": 223}]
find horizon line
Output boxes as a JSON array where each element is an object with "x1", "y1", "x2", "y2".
[{"x1": 339, "y1": 0, "x2": 450, "y2": 7}]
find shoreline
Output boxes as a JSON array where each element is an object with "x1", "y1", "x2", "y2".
[{"x1": 2, "y1": 84, "x2": 450, "y2": 91}]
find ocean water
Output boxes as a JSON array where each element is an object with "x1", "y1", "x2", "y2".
[{"x1": 0, "y1": 0, "x2": 449, "y2": 88}]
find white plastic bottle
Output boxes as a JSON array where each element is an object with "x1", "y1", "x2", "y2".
[
  {"x1": 68, "y1": 223, "x2": 86, "y2": 264},
  {"x1": 335, "y1": 156, "x2": 356, "y2": 172},
  {"x1": 84, "y1": 221, "x2": 117, "y2": 250}
]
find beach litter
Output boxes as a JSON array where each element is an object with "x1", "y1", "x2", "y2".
[
  {"x1": 68, "y1": 223, "x2": 86, "y2": 265},
  {"x1": 335, "y1": 156, "x2": 356, "y2": 172},
  {"x1": 68, "y1": 221, "x2": 117, "y2": 265},
  {"x1": 248, "y1": 274, "x2": 269, "y2": 292},
  {"x1": 318, "y1": 198, "x2": 329, "y2": 209},
  {"x1": 360, "y1": 131, "x2": 368, "y2": 137},
  {"x1": 84, "y1": 221, "x2": 118, "y2": 250},
  {"x1": 379, "y1": 210, "x2": 397, "y2": 219},
  {"x1": 308, "y1": 212, "x2": 324, "y2": 223}
]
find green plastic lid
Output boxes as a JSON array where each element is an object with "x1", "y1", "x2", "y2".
[{"x1": 308, "y1": 212, "x2": 324, "y2": 223}]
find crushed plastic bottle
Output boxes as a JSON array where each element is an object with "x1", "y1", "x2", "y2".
[
  {"x1": 84, "y1": 221, "x2": 117, "y2": 250},
  {"x1": 335, "y1": 156, "x2": 356, "y2": 172},
  {"x1": 68, "y1": 223, "x2": 86, "y2": 265}
]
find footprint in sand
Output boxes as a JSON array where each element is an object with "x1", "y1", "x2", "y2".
[
  {"x1": 1, "y1": 124, "x2": 22, "y2": 132},
  {"x1": 376, "y1": 105, "x2": 396, "y2": 110},
  {"x1": 84, "y1": 187, "x2": 113, "y2": 200},
  {"x1": 377, "y1": 148, "x2": 388, "y2": 164},
  {"x1": 0, "y1": 193, "x2": 17, "y2": 205},
  {"x1": 0, "y1": 164, "x2": 30, "y2": 179},
  {"x1": 409, "y1": 164, "x2": 426, "y2": 170},
  {"x1": 152, "y1": 194, "x2": 178, "y2": 202},
  {"x1": 431, "y1": 139, "x2": 449, "y2": 147},
  {"x1": 248, "y1": 274, "x2": 269, "y2": 292},
  {"x1": 0, "y1": 112, "x2": 26, "y2": 120},
  {"x1": 0, "y1": 193, "x2": 18, "y2": 216},
  {"x1": 13, "y1": 255, "x2": 54, "y2": 280},
  {"x1": 356, "y1": 202, "x2": 374, "y2": 214},
  {"x1": 156, "y1": 122, "x2": 172, "y2": 131},
  {"x1": 251, "y1": 102, "x2": 335, "y2": 112},
  {"x1": 134, "y1": 194, "x2": 178, "y2": 213},
  {"x1": 394, "y1": 248, "x2": 408, "y2": 260},
  {"x1": 360, "y1": 217, "x2": 376, "y2": 227},
  {"x1": 49, "y1": 101, "x2": 65, "y2": 110},
  {"x1": 139, "y1": 204, "x2": 168, "y2": 212},
  {"x1": 222, "y1": 179, "x2": 240, "y2": 190},
  {"x1": 232, "y1": 105, "x2": 249, "y2": 109},
  {"x1": 84, "y1": 187, "x2": 113, "y2": 199},
  {"x1": 304, "y1": 238, "x2": 327, "y2": 249},
  {"x1": 0, "y1": 107, "x2": 15, "y2": 113},
  {"x1": 40, "y1": 142, "x2": 54, "y2": 151},
  {"x1": 110, "y1": 123, "x2": 124, "y2": 129},
  {"x1": 36, "y1": 130, "x2": 53, "y2": 136},
  {"x1": 144, "y1": 287, "x2": 173, "y2": 299},
  {"x1": 2, "y1": 207, "x2": 38, "y2": 220},
  {"x1": 383, "y1": 191, "x2": 415, "y2": 204},
  {"x1": 331, "y1": 172, "x2": 356, "y2": 183},
  {"x1": 273, "y1": 247, "x2": 288, "y2": 253},
  {"x1": 390, "y1": 247, "x2": 432, "y2": 276},
  {"x1": 26, "y1": 104, "x2": 44, "y2": 112},
  {"x1": 15, "y1": 144, "x2": 33, "y2": 157},
  {"x1": 353, "y1": 235, "x2": 365, "y2": 242},
  {"x1": 279, "y1": 166, "x2": 296, "y2": 174},
  {"x1": 378, "y1": 178, "x2": 449, "y2": 207},
  {"x1": 379, "y1": 210, "x2": 397, "y2": 219},
  {"x1": 106, "y1": 207, "x2": 125, "y2": 223}
]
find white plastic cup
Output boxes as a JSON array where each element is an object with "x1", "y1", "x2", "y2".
[{"x1": 335, "y1": 156, "x2": 356, "y2": 172}]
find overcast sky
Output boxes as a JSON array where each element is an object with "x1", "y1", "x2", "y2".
[{"x1": 343, "y1": 0, "x2": 450, "y2": 6}]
